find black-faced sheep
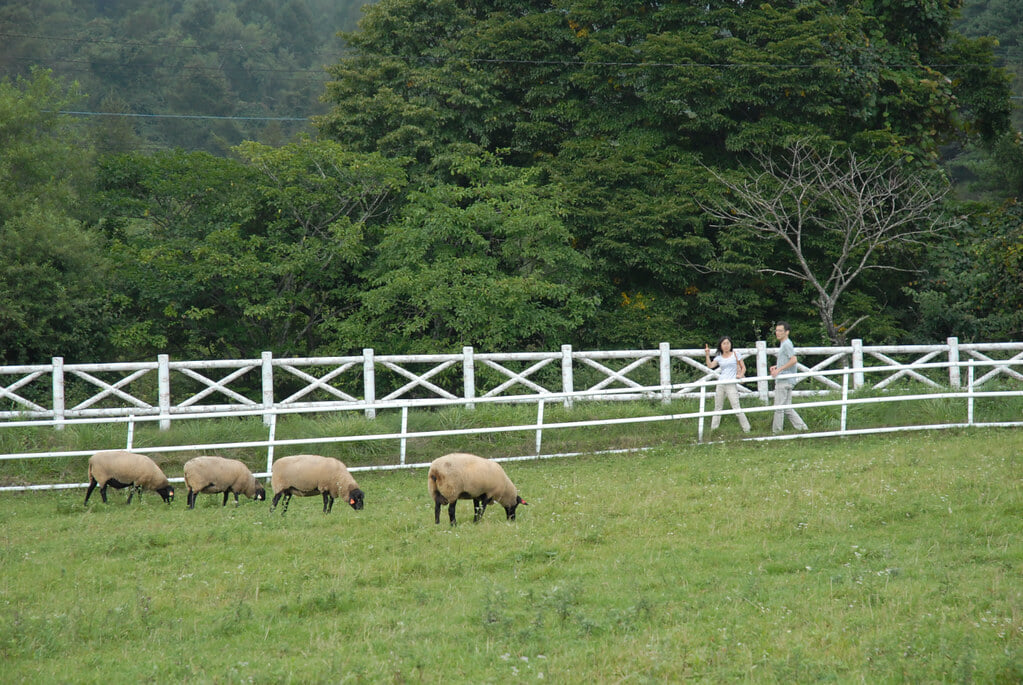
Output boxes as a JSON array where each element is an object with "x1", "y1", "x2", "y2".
[
  {"x1": 427, "y1": 452, "x2": 527, "y2": 525},
  {"x1": 269, "y1": 454, "x2": 364, "y2": 515},
  {"x1": 84, "y1": 450, "x2": 175, "y2": 505},
  {"x1": 183, "y1": 455, "x2": 266, "y2": 509}
]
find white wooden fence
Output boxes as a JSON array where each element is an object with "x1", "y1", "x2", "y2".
[
  {"x1": 0, "y1": 357, "x2": 1018, "y2": 496},
  {"x1": 3, "y1": 337, "x2": 1021, "y2": 428},
  {"x1": 1, "y1": 339, "x2": 1021, "y2": 494}
]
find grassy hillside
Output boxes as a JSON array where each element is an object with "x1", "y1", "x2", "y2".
[{"x1": 0, "y1": 429, "x2": 1020, "y2": 682}]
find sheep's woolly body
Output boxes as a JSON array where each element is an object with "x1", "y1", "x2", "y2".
[
  {"x1": 183, "y1": 456, "x2": 265, "y2": 508},
  {"x1": 428, "y1": 452, "x2": 525, "y2": 524},
  {"x1": 269, "y1": 454, "x2": 364, "y2": 515},
  {"x1": 84, "y1": 450, "x2": 174, "y2": 504}
]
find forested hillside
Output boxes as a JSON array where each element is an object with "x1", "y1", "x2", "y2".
[
  {"x1": 0, "y1": 1, "x2": 1021, "y2": 367},
  {"x1": 0, "y1": 0, "x2": 365, "y2": 152}
]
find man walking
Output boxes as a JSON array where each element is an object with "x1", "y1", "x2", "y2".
[{"x1": 769, "y1": 321, "x2": 808, "y2": 433}]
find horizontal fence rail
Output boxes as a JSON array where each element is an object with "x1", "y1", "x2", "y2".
[
  {"x1": 3, "y1": 338, "x2": 1022, "y2": 429},
  {"x1": 1, "y1": 357, "x2": 1021, "y2": 493}
]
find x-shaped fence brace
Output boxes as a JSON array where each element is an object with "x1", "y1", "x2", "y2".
[
  {"x1": 577, "y1": 354, "x2": 658, "y2": 393},
  {"x1": 480, "y1": 358, "x2": 557, "y2": 398},
  {"x1": 800, "y1": 353, "x2": 849, "y2": 391},
  {"x1": 378, "y1": 360, "x2": 459, "y2": 402},
  {"x1": 69, "y1": 368, "x2": 155, "y2": 411},
  {"x1": 278, "y1": 362, "x2": 361, "y2": 405},
  {"x1": 869, "y1": 350, "x2": 943, "y2": 390},
  {"x1": 966, "y1": 349, "x2": 1023, "y2": 386},
  {"x1": 173, "y1": 365, "x2": 260, "y2": 408},
  {"x1": 0, "y1": 371, "x2": 47, "y2": 413}
]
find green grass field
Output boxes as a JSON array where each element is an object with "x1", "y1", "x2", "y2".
[{"x1": 1, "y1": 427, "x2": 1020, "y2": 683}]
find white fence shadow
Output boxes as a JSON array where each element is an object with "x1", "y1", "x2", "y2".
[{"x1": 1, "y1": 357, "x2": 1020, "y2": 493}]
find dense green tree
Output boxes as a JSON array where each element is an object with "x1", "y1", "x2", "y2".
[
  {"x1": 910, "y1": 198, "x2": 1023, "y2": 341},
  {"x1": 319, "y1": 0, "x2": 1013, "y2": 345},
  {"x1": 340, "y1": 151, "x2": 597, "y2": 352},
  {"x1": 947, "y1": 0, "x2": 1023, "y2": 202},
  {"x1": 97, "y1": 141, "x2": 407, "y2": 358},
  {"x1": 0, "y1": 0, "x2": 368, "y2": 152},
  {"x1": 0, "y1": 70, "x2": 113, "y2": 364}
]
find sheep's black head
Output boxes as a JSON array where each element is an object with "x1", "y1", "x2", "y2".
[
  {"x1": 505, "y1": 495, "x2": 528, "y2": 520},
  {"x1": 159, "y1": 486, "x2": 175, "y2": 504},
  {"x1": 254, "y1": 484, "x2": 267, "y2": 501},
  {"x1": 348, "y1": 488, "x2": 365, "y2": 511}
]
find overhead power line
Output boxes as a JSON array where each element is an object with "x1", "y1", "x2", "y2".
[
  {"x1": 59, "y1": 110, "x2": 311, "y2": 121},
  {"x1": 6, "y1": 55, "x2": 328, "y2": 77}
]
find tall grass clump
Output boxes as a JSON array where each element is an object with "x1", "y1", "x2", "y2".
[{"x1": 0, "y1": 428, "x2": 1020, "y2": 682}]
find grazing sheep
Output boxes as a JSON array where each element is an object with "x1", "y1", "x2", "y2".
[
  {"x1": 269, "y1": 454, "x2": 364, "y2": 515},
  {"x1": 428, "y1": 452, "x2": 527, "y2": 525},
  {"x1": 84, "y1": 450, "x2": 174, "y2": 505},
  {"x1": 183, "y1": 456, "x2": 266, "y2": 509}
]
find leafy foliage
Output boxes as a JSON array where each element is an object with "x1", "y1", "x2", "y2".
[
  {"x1": 318, "y1": 0, "x2": 1014, "y2": 347},
  {"x1": 910, "y1": 198, "x2": 1023, "y2": 341},
  {"x1": 96, "y1": 142, "x2": 408, "y2": 358},
  {"x1": 341, "y1": 151, "x2": 597, "y2": 352},
  {"x1": 0, "y1": 70, "x2": 113, "y2": 364},
  {"x1": 0, "y1": 0, "x2": 367, "y2": 152}
]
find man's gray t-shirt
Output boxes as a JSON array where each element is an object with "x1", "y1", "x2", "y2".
[{"x1": 776, "y1": 338, "x2": 797, "y2": 386}]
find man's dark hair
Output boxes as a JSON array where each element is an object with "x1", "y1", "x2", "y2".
[{"x1": 775, "y1": 321, "x2": 791, "y2": 332}]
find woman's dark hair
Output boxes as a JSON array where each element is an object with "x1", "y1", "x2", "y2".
[{"x1": 714, "y1": 336, "x2": 734, "y2": 357}]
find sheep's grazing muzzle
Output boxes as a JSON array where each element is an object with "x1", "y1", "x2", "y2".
[{"x1": 348, "y1": 489, "x2": 365, "y2": 510}]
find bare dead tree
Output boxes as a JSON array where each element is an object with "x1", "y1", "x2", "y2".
[{"x1": 700, "y1": 140, "x2": 952, "y2": 344}]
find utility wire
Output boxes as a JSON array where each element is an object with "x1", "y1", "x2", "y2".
[{"x1": 59, "y1": 111, "x2": 311, "y2": 121}]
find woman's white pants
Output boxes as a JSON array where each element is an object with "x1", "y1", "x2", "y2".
[{"x1": 712, "y1": 381, "x2": 751, "y2": 432}]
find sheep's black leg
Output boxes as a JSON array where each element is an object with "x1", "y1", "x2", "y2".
[
  {"x1": 84, "y1": 478, "x2": 98, "y2": 505},
  {"x1": 126, "y1": 485, "x2": 140, "y2": 504},
  {"x1": 187, "y1": 490, "x2": 196, "y2": 509},
  {"x1": 233, "y1": 492, "x2": 240, "y2": 505},
  {"x1": 222, "y1": 491, "x2": 230, "y2": 506},
  {"x1": 99, "y1": 483, "x2": 108, "y2": 503},
  {"x1": 281, "y1": 493, "x2": 291, "y2": 515},
  {"x1": 434, "y1": 501, "x2": 442, "y2": 524},
  {"x1": 448, "y1": 502, "x2": 458, "y2": 525},
  {"x1": 322, "y1": 493, "x2": 335, "y2": 513},
  {"x1": 473, "y1": 497, "x2": 484, "y2": 522}
]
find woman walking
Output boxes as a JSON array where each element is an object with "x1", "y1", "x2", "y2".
[{"x1": 704, "y1": 336, "x2": 752, "y2": 433}]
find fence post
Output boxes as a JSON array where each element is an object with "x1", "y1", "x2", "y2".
[
  {"x1": 535, "y1": 399, "x2": 545, "y2": 456},
  {"x1": 841, "y1": 369, "x2": 849, "y2": 433},
  {"x1": 52, "y1": 357, "x2": 65, "y2": 430},
  {"x1": 463, "y1": 346, "x2": 475, "y2": 410},
  {"x1": 948, "y1": 337, "x2": 960, "y2": 389},
  {"x1": 851, "y1": 339, "x2": 864, "y2": 389},
  {"x1": 756, "y1": 340, "x2": 770, "y2": 403},
  {"x1": 261, "y1": 351, "x2": 274, "y2": 426},
  {"x1": 698, "y1": 382, "x2": 707, "y2": 442},
  {"x1": 363, "y1": 348, "x2": 376, "y2": 419},
  {"x1": 266, "y1": 412, "x2": 276, "y2": 476},
  {"x1": 659, "y1": 342, "x2": 672, "y2": 404},
  {"x1": 400, "y1": 405, "x2": 408, "y2": 465},
  {"x1": 967, "y1": 360, "x2": 974, "y2": 425},
  {"x1": 158, "y1": 354, "x2": 171, "y2": 431},
  {"x1": 126, "y1": 414, "x2": 136, "y2": 450},
  {"x1": 561, "y1": 344, "x2": 573, "y2": 409}
]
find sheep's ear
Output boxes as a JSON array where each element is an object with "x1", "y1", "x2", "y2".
[{"x1": 517, "y1": 495, "x2": 528, "y2": 506}]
